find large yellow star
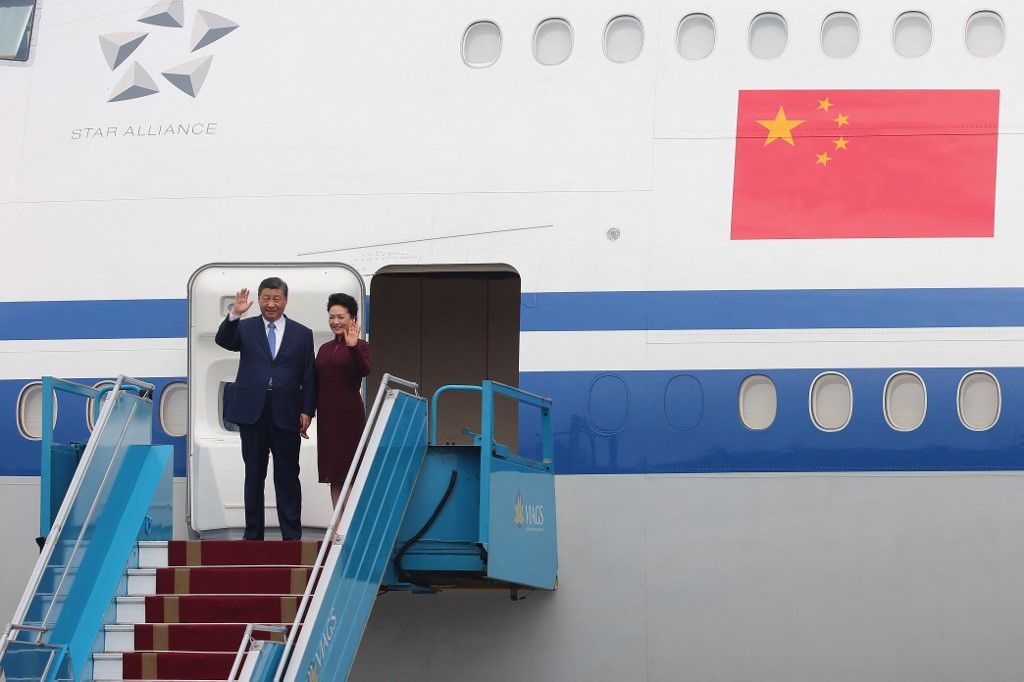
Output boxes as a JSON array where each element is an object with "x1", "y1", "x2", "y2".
[
  {"x1": 817, "y1": 97, "x2": 833, "y2": 112},
  {"x1": 834, "y1": 137, "x2": 848, "y2": 150},
  {"x1": 758, "y1": 106, "x2": 805, "y2": 147},
  {"x1": 833, "y1": 113, "x2": 849, "y2": 127},
  {"x1": 816, "y1": 152, "x2": 832, "y2": 167}
]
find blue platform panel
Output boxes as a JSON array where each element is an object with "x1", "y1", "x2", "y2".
[{"x1": 486, "y1": 457, "x2": 558, "y2": 590}]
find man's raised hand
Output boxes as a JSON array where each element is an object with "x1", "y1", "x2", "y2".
[{"x1": 233, "y1": 288, "x2": 253, "y2": 316}]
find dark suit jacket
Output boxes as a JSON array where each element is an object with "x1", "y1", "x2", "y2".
[{"x1": 215, "y1": 314, "x2": 316, "y2": 431}]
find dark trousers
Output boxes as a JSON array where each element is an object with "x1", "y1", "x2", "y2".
[{"x1": 238, "y1": 390, "x2": 302, "y2": 540}]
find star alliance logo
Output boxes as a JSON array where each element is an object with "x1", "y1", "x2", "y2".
[{"x1": 98, "y1": 0, "x2": 238, "y2": 102}]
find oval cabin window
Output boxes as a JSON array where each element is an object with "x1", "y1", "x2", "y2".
[
  {"x1": 604, "y1": 15, "x2": 643, "y2": 63},
  {"x1": 588, "y1": 374, "x2": 630, "y2": 433},
  {"x1": 677, "y1": 14, "x2": 715, "y2": 60},
  {"x1": 86, "y1": 380, "x2": 116, "y2": 431},
  {"x1": 160, "y1": 381, "x2": 188, "y2": 437},
  {"x1": 883, "y1": 372, "x2": 926, "y2": 431},
  {"x1": 894, "y1": 12, "x2": 932, "y2": 58},
  {"x1": 17, "y1": 381, "x2": 56, "y2": 440},
  {"x1": 534, "y1": 18, "x2": 572, "y2": 66},
  {"x1": 462, "y1": 21, "x2": 501, "y2": 67},
  {"x1": 664, "y1": 374, "x2": 703, "y2": 431},
  {"x1": 965, "y1": 11, "x2": 1004, "y2": 57},
  {"x1": 810, "y1": 372, "x2": 852, "y2": 432},
  {"x1": 821, "y1": 12, "x2": 859, "y2": 58},
  {"x1": 958, "y1": 371, "x2": 1000, "y2": 431},
  {"x1": 749, "y1": 13, "x2": 787, "y2": 59},
  {"x1": 739, "y1": 375, "x2": 777, "y2": 430}
]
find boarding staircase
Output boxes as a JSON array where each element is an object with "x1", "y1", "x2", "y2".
[
  {"x1": 1, "y1": 375, "x2": 558, "y2": 681},
  {"x1": 92, "y1": 540, "x2": 316, "y2": 680}
]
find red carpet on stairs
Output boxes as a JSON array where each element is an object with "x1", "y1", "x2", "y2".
[
  {"x1": 145, "y1": 595, "x2": 301, "y2": 624},
  {"x1": 120, "y1": 540, "x2": 318, "y2": 680},
  {"x1": 155, "y1": 567, "x2": 313, "y2": 595},
  {"x1": 166, "y1": 540, "x2": 320, "y2": 566},
  {"x1": 134, "y1": 623, "x2": 284, "y2": 652},
  {"x1": 122, "y1": 652, "x2": 238, "y2": 680}
]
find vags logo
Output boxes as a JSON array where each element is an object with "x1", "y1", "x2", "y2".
[{"x1": 514, "y1": 491, "x2": 544, "y2": 532}]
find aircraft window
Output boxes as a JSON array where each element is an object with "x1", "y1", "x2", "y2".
[
  {"x1": 462, "y1": 21, "x2": 501, "y2": 68},
  {"x1": 883, "y1": 372, "x2": 926, "y2": 432},
  {"x1": 958, "y1": 371, "x2": 1000, "y2": 431},
  {"x1": 893, "y1": 12, "x2": 932, "y2": 58},
  {"x1": 587, "y1": 374, "x2": 630, "y2": 433},
  {"x1": 17, "y1": 381, "x2": 55, "y2": 440},
  {"x1": 677, "y1": 13, "x2": 715, "y2": 60},
  {"x1": 604, "y1": 15, "x2": 643, "y2": 63},
  {"x1": 534, "y1": 18, "x2": 572, "y2": 66},
  {"x1": 821, "y1": 12, "x2": 859, "y2": 58},
  {"x1": 809, "y1": 372, "x2": 852, "y2": 432},
  {"x1": 160, "y1": 381, "x2": 188, "y2": 437},
  {"x1": 749, "y1": 13, "x2": 787, "y2": 59},
  {"x1": 219, "y1": 380, "x2": 240, "y2": 432},
  {"x1": 664, "y1": 374, "x2": 703, "y2": 431},
  {"x1": 86, "y1": 380, "x2": 116, "y2": 431},
  {"x1": 965, "y1": 11, "x2": 1004, "y2": 57},
  {"x1": 0, "y1": 0, "x2": 35, "y2": 61},
  {"x1": 738, "y1": 375, "x2": 777, "y2": 430}
]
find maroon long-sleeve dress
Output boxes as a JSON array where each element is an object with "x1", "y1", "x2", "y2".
[{"x1": 315, "y1": 337, "x2": 372, "y2": 483}]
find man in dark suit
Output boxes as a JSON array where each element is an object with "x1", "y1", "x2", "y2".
[{"x1": 216, "y1": 277, "x2": 316, "y2": 540}]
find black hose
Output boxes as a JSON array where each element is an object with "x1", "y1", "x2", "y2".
[{"x1": 394, "y1": 469, "x2": 458, "y2": 588}]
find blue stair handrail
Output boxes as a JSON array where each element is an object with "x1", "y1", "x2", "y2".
[
  {"x1": 0, "y1": 375, "x2": 172, "y2": 682},
  {"x1": 430, "y1": 380, "x2": 554, "y2": 551},
  {"x1": 39, "y1": 377, "x2": 147, "y2": 538},
  {"x1": 234, "y1": 374, "x2": 427, "y2": 682}
]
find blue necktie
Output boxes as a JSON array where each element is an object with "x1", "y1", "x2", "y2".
[{"x1": 267, "y1": 322, "x2": 277, "y2": 359}]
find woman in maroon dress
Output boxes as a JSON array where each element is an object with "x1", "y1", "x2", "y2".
[{"x1": 314, "y1": 293, "x2": 371, "y2": 506}]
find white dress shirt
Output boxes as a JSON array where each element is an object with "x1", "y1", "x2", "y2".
[{"x1": 228, "y1": 311, "x2": 285, "y2": 357}]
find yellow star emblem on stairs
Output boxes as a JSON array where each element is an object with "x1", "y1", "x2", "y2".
[{"x1": 758, "y1": 106, "x2": 805, "y2": 147}]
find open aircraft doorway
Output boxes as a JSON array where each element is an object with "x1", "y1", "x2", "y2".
[
  {"x1": 368, "y1": 264, "x2": 521, "y2": 450},
  {"x1": 186, "y1": 263, "x2": 364, "y2": 538}
]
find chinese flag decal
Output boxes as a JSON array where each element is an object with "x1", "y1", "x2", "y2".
[{"x1": 731, "y1": 90, "x2": 1000, "y2": 239}]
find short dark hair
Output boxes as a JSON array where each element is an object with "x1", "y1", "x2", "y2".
[
  {"x1": 258, "y1": 277, "x2": 288, "y2": 298},
  {"x1": 327, "y1": 292, "x2": 358, "y2": 318}
]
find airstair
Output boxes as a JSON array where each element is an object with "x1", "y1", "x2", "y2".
[{"x1": 1, "y1": 375, "x2": 557, "y2": 681}]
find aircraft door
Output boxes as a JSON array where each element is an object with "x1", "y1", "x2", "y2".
[{"x1": 187, "y1": 263, "x2": 364, "y2": 538}]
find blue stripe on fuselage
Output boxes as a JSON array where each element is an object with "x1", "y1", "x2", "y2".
[
  {"x1": 518, "y1": 368, "x2": 1023, "y2": 474},
  {"x1": 1, "y1": 368, "x2": 1020, "y2": 476},
  {"x1": 3, "y1": 288, "x2": 1024, "y2": 340},
  {"x1": 0, "y1": 300, "x2": 186, "y2": 340}
]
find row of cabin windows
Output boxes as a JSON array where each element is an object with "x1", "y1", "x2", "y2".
[
  {"x1": 740, "y1": 371, "x2": 1001, "y2": 433},
  {"x1": 1, "y1": 5, "x2": 1005, "y2": 65},
  {"x1": 16, "y1": 371, "x2": 1003, "y2": 440},
  {"x1": 16, "y1": 380, "x2": 188, "y2": 440},
  {"x1": 463, "y1": 10, "x2": 1006, "y2": 67}
]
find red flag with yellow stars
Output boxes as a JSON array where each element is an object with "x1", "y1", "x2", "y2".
[{"x1": 730, "y1": 90, "x2": 999, "y2": 239}]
